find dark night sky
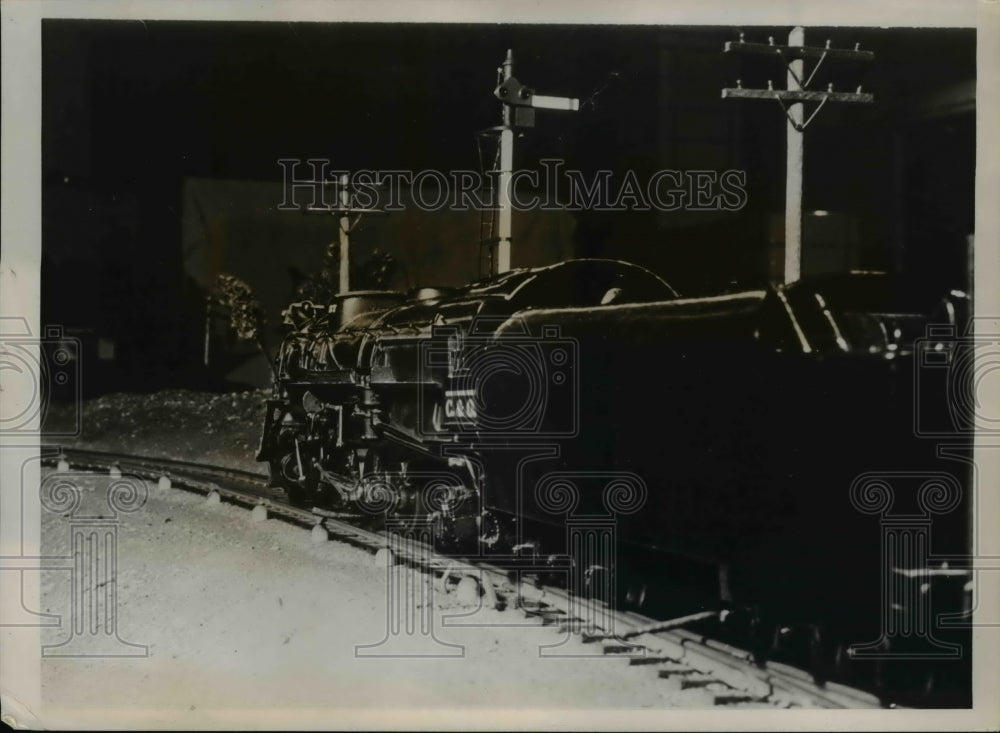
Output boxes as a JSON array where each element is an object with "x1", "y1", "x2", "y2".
[
  {"x1": 45, "y1": 22, "x2": 675, "y2": 180},
  {"x1": 42, "y1": 22, "x2": 975, "y2": 183},
  {"x1": 41, "y1": 21, "x2": 976, "y2": 389}
]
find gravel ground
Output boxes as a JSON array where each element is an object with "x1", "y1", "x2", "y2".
[
  {"x1": 43, "y1": 389, "x2": 269, "y2": 473},
  {"x1": 37, "y1": 390, "x2": 785, "y2": 725},
  {"x1": 36, "y1": 467, "x2": 747, "y2": 729}
]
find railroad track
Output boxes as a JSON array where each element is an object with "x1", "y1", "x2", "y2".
[{"x1": 40, "y1": 446, "x2": 884, "y2": 710}]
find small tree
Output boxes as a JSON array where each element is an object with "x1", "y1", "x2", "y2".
[
  {"x1": 212, "y1": 273, "x2": 274, "y2": 378},
  {"x1": 356, "y1": 248, "x2": 398, "y2": 290},
  {"x1": 293, "y1": 245, "x2": 398, "y2": 303},
  {"x1": 293, "y1": 241, "x2": 341, "y2": 304}
]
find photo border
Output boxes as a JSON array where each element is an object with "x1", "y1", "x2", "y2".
[{"x1": 2, "y1": 1, "x2": 997, "y2": 729}]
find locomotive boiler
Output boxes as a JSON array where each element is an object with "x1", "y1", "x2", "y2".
[{"x1": 257, "y1": 259, "x2": 677, "y2": 521}]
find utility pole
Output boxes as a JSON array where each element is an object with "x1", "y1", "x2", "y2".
[
  {"x1": 305, "y1": 174, "x2": 384, "y2": 294},
  {"x1": 338, "y1": 173, "x2": 350, "y2": 293},
  {"x1": 486, "y1": 49, "x2": 580, "y2": 274},
  {"x1": 722, "y1": 29, "x2": 873, "y2": 284},
  {"x1": 785, "y1": 27, "x2": 805, "y2": 284}
]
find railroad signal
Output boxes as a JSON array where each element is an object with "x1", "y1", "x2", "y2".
[
  {"x1": 722, "y1": 28, "x2": 873, "y2": 284},
  {"x1": 483, "y1": 49, "x2": 580, "y2": 275}
]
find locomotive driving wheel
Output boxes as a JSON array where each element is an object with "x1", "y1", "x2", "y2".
[
  {"x1": 806, "y1": 623, "x2": 831, "y2": 685},
  {"x1": 277, "y1": 452, "x2": 315, "y2": 508}
]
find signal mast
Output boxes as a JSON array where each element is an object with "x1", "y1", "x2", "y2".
[{"x1": 483, "y1": 49, "x2": 580, "y2": 274}]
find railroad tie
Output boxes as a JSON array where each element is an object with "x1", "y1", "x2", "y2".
[
  {"x1": 657, "y1": 663, "x2": 699, "y2": 678},
  {"x1": 600, "y1": 640, "x2": 642, "y2": 655},
  {"x1": 554, "y1": 618, "x2": 590, "y2": 634},
  {"x1": 679, "y1": 673, "x2": 723, "y2": 690},
  {"x1": 712, "y1": 691, "x2": 769, "y2": 706},
  {"x1": 629, "y1": 655, "x2": 682, "y2": 666},
  {"x1": 525, "y1": 610, "x2": 564, "y2": 626}
]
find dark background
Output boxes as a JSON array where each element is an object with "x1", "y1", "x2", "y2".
[{"x1": 42, "y1": 21, "x2": 976, "y2": 393}]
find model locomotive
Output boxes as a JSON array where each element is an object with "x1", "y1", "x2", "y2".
[{"x1": 257, "y1": 258, "x2": 971, "y2": 701}]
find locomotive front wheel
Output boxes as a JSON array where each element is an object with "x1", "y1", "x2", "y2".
[{"x1": 748, "y1": 606, "x2": 777, "y2": 668}]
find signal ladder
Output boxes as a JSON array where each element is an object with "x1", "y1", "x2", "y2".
[{"x1": 477, "y1": 125, "x2": 504, "y2": 278}]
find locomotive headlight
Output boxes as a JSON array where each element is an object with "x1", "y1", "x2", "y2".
[{"x1": 302, "y1": 390, "x2": 324, "y2": 414}]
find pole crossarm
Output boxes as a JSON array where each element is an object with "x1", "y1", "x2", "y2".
[
  {"x1": 304, "y1": 206, "x2": 387, "y2": 216},
  {"x1": 292, "y1": 174, "x2": 388, "y2": 293},
  {"x1": 720, "y1": 28, "x2": 874, "y2": 285},
  {"x1": 721, "y1": 88, "x2": 874, "y2": 104},
  {"x1": 724, "y1": 39, "x2": 874, "y2": 62}
]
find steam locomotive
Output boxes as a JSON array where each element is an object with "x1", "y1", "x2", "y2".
[
  {"x1": 258, "y1": 259, "x2": 678, "y2": 516},
  {"x1": 257, "y1": 258, "x2": 971, "y2": 701}
]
